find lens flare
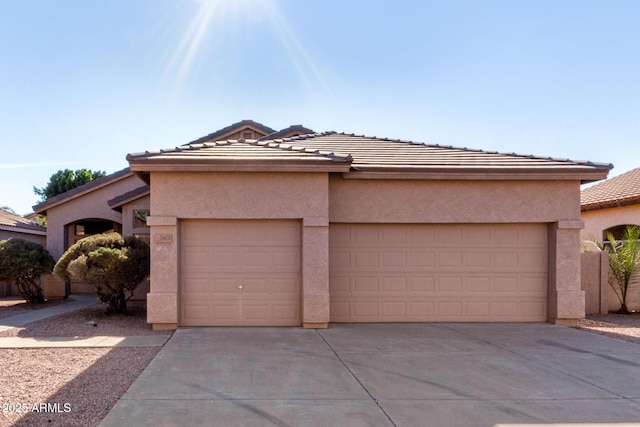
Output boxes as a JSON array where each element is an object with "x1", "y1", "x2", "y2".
[{"x1": 161, "y1": 0, "x2": 333, "y2": 101}]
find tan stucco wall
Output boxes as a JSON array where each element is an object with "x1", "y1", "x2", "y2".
[
  {"x1": 581, "y1": 251, "x2": 640, "y2": 313},
  {"x1": 329, "y1": 177, "x2": 580, "y2": 223},
  {"x1": 146, "y1": 171, "x2": 586, "y2": 328},
  {"x1": 44, "y1": 174, "x2": 145, "y2": 259},
  {"x1": 0, "y1": 229, "x2": 46, "y2": 246},
  {"x1": 151, "y1": 172, "x2": 328, "y2": 219},
  {"x1": 147, "y1": 172, "x2": 329, "y2": 329},
  {"x1": 581, "y1": 252, "x2": 608, "y2": 314},
  {"x1": 581, "y1": 204, "x2": 640, "y2": 244}
]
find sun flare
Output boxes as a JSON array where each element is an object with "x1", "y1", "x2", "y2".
[{"x1": 161, "y1": 0, "x2": 332, "y2": 100}]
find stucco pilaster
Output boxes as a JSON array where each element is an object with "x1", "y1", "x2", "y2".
[
  {"x1": 549, "y1": 220, "x2": 585, "y2": 325},
  {"x1": 147, "y1": 216, "x2": 179, "y2": 329},
  {"x1": 302, "y1": 217, "x2": 329, "y2": 328}
]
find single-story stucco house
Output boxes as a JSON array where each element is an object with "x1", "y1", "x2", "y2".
[
  {"x1": 129, "y1": 124, "x2": 611, "y2": 329},
  {"x1": 581, "y1": 166, "x2": 640, "y2": 312},
  {"x1": 581, "y1": 166, "x2": 640, "y2": 243},
  {"x1": 34, "y1": 120, "x2": 612, "y2": 329},
  {"x1": 0, "y1": 208, "x2": 46, "y2": 246}
]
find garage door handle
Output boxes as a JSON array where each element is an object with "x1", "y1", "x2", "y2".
[{"x1": 238, "y1": 285, "x2": 244, "y2": 290}]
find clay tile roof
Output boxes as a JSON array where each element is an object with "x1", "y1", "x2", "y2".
[
  {"x1": 185, "y1": 120, "x2": 276, "y2": 145},
  {"x1": 258, "y1": 132, "x2": 611, "y2": 181},
  {"x1": 127, "y1": 139, "x2": 352, "y2": 179},
  {"x1": 0, "y1": 208, "x2": 46, "y2": 233},
  {"x1": 581, "y1": 166, "x2": 640, "y2": 211},
  {"x1": 259, "y1": 125, "x2": 315, "y2": 141},
  {"x1": 128, "y1": 131, "x2": 611, "y2": 183},
  {"x1": 128, "y1": 139, "x2": 352, "y2": 163}
]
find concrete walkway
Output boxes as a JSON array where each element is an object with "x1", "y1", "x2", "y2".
[
  {"x1": 0, "y1": 294, "x2": 170, "y2": 348},
  {"x1": 0, "y1": 294, "x2": 100, "y2": 333}
]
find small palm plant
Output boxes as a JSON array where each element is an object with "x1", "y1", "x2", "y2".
[{"x1": 598, "y1": 225, "x2": 640, "y2": 314}]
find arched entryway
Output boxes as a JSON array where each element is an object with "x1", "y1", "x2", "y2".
[{"x1": 64, "y1": 218, "x2": 122, "y2": 251}]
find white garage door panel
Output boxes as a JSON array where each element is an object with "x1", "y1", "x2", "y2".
[
  {"x1": 181, "y1": 220, "x2": 301, "y2": 326},
  {"x1": 330, "y1": 223, "x2": 548, "y2": 322}
]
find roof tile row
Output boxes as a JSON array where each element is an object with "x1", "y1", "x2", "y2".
[
  {"x1": 581, "y1": 166, "x2": 640, "y2": 210},
  {"x1": 0, "y1": 209, "x2": 46, "y2": 232}
]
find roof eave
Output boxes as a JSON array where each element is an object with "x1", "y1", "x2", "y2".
[
  {"x1": 581, "y1": 195, "x2": 640, "y2": 212},
  {"x1": 32, "y1": 168, "x2": 134, "y2": 214},
  {"x1": 107, "y1": 185, "x2": 151, "y2": 211},
  {"x1": 342, "y1": 167, "x2": 611, "y2": 182},
  {"x1": 0, "y1": 224, "x2": 47, "y2": 235},
  {"x1": 128, "y1": 159, "x2": 351, "y2": 173}
]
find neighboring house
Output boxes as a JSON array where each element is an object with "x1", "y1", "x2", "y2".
[
  {"x1": 0, "y1": 208, "x2": 46, "y2": 246},
  {"x1": 124, "y1": 129, "x2": 610, "y2": 330},
  {"x1": 581, "y1": 166, "x2": 640, "y2": 312},
  {"x1": 581, "y1": 166, "x2": 640, "y2": 242},
  {"x1": 0, "y1": 208, "x2": 47, "y2": 297}
]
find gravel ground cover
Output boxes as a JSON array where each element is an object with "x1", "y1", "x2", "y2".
[
  {"x1": 0, "y1": 347, "x2": 160, "y2": 427},
  {"x1": 0, "y1": 302, "x2": 169, "y2": 427},
  {"x1": 0, "y1": 304, "x2": 170, "y2": 338},
  {"x1": 579, "y1": 313, "x2": 640, "y2": 345},
  {"x1": 0, "y1": 297, "x2": 67, "y2": 320}
]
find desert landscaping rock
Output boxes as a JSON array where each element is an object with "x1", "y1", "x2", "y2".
[
  {"x1": 0, "y1": 305, "x2": 168, "y2": 338},
  {"x1": 579, "y1": 314, "x2": 640, "y2": 345},
  {"x1": 0, "y1": 347, "x2": 160, "y2": 427}
]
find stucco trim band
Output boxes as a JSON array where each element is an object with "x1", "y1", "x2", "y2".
[
  {"x1": 147, "y1": 216, "x2": 177, "y2": 226},
  {"x1": 342, "y1": 170, "x2": 609, "y2": 182}
]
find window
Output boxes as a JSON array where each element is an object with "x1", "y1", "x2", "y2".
[
  {"x1": 133, "y1": 210, "x2": 150, "y2": 229},
  {"x1": 603, "y1": 224, "x2": 640, "y2": 242},
  {"x1": 75, "y1": 224, "x2": 85, "y2": 236},
  {"x1": 242, "y1": 131, "x2": 253, "y2": 139}
]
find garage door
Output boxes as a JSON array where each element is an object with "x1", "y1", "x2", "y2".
[
  {"x1": 329, "y1": 223, "x2": 548, "y2": 322},
  {"x1": 180, "y1": 219, "x2": 301, "y2": 326}
]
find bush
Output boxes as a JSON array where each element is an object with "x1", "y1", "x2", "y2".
[
  {"x1": 604, "y1": 225, "x2": 640, "y2": 314},
  {"x1": 0, "y1": 239, "x2": 54, "y2": 303},
  {"x1": 54, "y1": 232, "x2": 150, "y2": 313},
  {"x1": 590, "y1": 225, "x2": 640, "y2": 314}
]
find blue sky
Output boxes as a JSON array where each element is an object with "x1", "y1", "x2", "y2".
[{"x1": 1, "y1": 0, "x2": 638, "y2": 215}]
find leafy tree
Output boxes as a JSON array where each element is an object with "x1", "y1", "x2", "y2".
[
  {"x1": 34, "y1": 168, "x2": 107, "y2": 202},
  {"x1": 594, "y1": 225, "x2": 640, "y2": 314},
  {"x1": 0, "y1": 239, "x2": 55, "y2": 303},
  {"x1": 54, "y1": 232, "x2": 150, "y2": 313}
]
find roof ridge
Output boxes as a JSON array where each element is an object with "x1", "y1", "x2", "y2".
[
  {"x1": 185, "y1": 120, "x2": 276, "y2": 145},
  {"x1": 128, "y1": 138, "x2": 352, "y2": 163}
]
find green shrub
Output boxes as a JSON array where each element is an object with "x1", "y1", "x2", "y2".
[
  {"x1": 54, "y1": 232, "x2": 150, "y2": 313},
  {"x1": 0, "y1": 239, "x2": 54, "y2": 303}
]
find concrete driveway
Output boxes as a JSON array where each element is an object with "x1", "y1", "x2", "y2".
[{"x1": 100, "y1": 323, "x2": 640, "y2": 426}]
